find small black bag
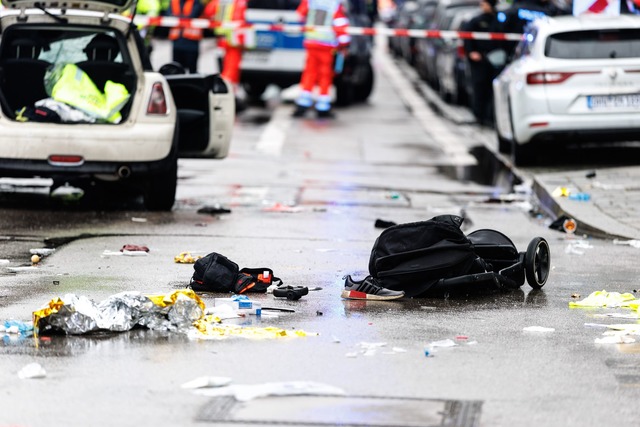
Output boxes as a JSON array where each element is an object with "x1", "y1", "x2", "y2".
[
  {"x1": 190, "y1": 252, "x2": 281, "y2": 294},
  {"x1": 368, "y1": 215, "x2": 483, "y2": 297}
]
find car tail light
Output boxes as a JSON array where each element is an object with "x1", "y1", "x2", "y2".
[
  {"x1": 48, "y1": 155, "x2": 84, "y2": 166},
  {"x1": 147, "y1": 82, "x2": 168, "y2": 115},
  {"x1": 526, "y1": 71, "x2": 598, "y2": 85}
]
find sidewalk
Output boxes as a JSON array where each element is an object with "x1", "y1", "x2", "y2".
[{"x1": 533, "y1": 167, "x2": 640, "y2": 241}]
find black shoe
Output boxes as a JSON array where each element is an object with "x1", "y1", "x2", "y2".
[
  {"x1": 316, "y1": 109, "x2": 335, "y2": 119},
  {"x1": 342, "y1": 275, "x2": 405, "y2": 300},
  {"x1": 292, "y1": 105, "x2": 308, "y2": 118}
]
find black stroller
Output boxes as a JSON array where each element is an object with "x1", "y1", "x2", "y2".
[{"x1": 368, "y1": 215, "x2": 551, "y2": 297}]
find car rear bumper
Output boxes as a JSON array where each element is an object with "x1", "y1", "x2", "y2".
[
  {"x1": 514, "y1": 113, "x2": 640, "y2": 145},
  {"x1": 0, "y1": 120, "x2": 177, "y2": 179}
]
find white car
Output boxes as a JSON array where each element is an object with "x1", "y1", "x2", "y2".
[
  {"x1": 493, "y1": 15, "x2": 640, "y2": 165},
  {"x1": 242, "y1": 0, "x2": 374, "y2": 106},
  {"x1": 0, "y1": 0, "x2": 235, "y2": 210}
]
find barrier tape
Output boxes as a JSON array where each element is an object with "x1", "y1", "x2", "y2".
[{"x1": 132, "y1": 16, "x2": 523, "y2": 41}]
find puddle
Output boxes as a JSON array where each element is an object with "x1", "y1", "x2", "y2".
[{"x1": 438, "y1": 145, "x2": 521, "y2": 190}]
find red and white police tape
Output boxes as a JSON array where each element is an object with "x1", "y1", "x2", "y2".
[{"x1": 131, "y1": 16, "x2": 523, "y2": 41}]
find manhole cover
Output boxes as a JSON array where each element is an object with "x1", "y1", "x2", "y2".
[{"x1": 196, "y1": 395, "x2": 482, "y2": 426}]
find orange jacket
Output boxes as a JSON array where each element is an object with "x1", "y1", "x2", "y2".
[{"x1": 168, "y1": 0, "x2": 204, "y2": 41}]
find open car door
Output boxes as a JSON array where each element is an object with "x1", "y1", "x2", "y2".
[{"x1": 164, "y1": 71, "x2": 235, "y2": 159}]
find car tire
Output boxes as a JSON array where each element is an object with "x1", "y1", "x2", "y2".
[
  {"x1": 353, "y1": 61, "x2": 374, "y2": 103},
  {"x1": 498, "y1": 134, "x2": 511, "y2": 153},
  {"x1": 335, "y1": 78, "x2": 354, "y2": 107},
  {"x1": 143, "y1": 159, "x2": 177, "y2": 211},
  {"x1": 143, "y1": 130, "x2": 178, "y2": 212},
  {"x1": 243, "y1": 82, "x2": 266, "y2": 103}
]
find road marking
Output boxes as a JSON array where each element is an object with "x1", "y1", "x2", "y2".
[
  {"x1": 374, "y1": 40, "x2": 477, "y2": 166},
  {"x1": 255, "y1": 106, "x2": 292, "y2": 156}
]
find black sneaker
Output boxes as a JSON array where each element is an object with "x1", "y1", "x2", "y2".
[
  {"x1": 341, "y1": 275, "x2": 405, "y2": 300},
  {"x1": 316, "y1": 109, "x2": 335, "y2": 119},
  {"x1": 292, "y1": 105, "x2": 308, "y2": 118}
]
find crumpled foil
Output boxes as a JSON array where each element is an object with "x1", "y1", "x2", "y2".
[{"x1": 33, "y1": 290, "x2": 204, "y2": 336}]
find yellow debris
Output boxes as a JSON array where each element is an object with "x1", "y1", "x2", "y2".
[
  {"x1": 174, "y1": 251, "x2": 202, "y2": 264},
  {"x1": 569, "y1": 290, "x2": 638, "y2": 308}
]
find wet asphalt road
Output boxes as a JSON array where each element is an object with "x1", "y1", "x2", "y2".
[{"x1": 2, "y1": 39, "x2": 640, "y2": 427}]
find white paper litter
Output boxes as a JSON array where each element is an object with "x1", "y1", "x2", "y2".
[
  {"x1": 18, "y1": 363, "x2": 46, "y2": 379},
  {"x1": 193, "y1": 381, "x2": 346, "y2": 401},
  {"x1": 181, "y1": 376, "x2": 232, "y2": 389},
  {"x1": 523, "y1": 326, "x2": 555, "y2": 332}
]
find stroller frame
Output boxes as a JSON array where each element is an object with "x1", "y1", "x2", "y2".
[{"x1": 429, "y1": 229, "x2": 551, "y2": 294}]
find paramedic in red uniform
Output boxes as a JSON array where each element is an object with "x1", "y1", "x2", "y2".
[
  {"x1": 204, "y1": 0, "x2": 250, "y2": 108},
  {"x1": 293, "y1": 0, "x2": 351, "y2": 118},
  {"x1": 168, "y1": 0, "x2": 206, "y2": 73}
]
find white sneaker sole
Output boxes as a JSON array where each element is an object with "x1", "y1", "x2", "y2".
[{"x1": 341, "y1": 289, "x2": 404, "y2": 301}]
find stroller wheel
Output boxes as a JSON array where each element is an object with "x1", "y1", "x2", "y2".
[{"x1": 525, "y1": 237, "x2": 550, "y2": 289}]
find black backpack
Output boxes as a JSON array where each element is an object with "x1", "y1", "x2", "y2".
[{"x1": 368, "y1": 215, "x2": 484, "y2": 297}]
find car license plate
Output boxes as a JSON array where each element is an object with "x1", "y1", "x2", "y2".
[
  {"x1": 587, "y1": 94, "x2": 640, "y2": 110},
  {"x1": 243, "y1": 50, "x2": 270, "y2": 63}
]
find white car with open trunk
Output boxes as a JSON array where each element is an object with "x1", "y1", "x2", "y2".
[{"x1": 0, "y1": 0, "x2": 235, "y2": 210}]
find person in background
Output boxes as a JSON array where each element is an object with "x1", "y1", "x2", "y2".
[
  {"x1": 463, "y1": 0, "x2": 501, "y2": 127},
  {"x1": 168, "y1": 0, "x2": 206, "y2": 73},
  {"x1": 135, "y1": 0, "x2": 161, "y2": 55},
  {"x1": 292, "y1": 0, "x2": 351, "y2": 119},
  {"x1": 204, "y1": 0, "x2": 251, "y2": 110}
]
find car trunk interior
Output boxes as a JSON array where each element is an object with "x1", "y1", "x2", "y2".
[{"x1": 0, "y1": 26, "x2": 137, "y2": 123}]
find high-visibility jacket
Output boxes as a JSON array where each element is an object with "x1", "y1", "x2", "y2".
[
  {"x1": 169, "y1": 0, "x2": 204, "y2": 41},
  {"x1": 48, "y1": 63, "x2": 129, "y2": 124},
  {"x1": 204, "y1": 0, "x2": 252, "y2": 48},
  {"x1": 296, "y1": 0, "x2": 351, "y2": 49}
]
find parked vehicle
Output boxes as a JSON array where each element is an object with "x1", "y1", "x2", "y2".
[
  {"x1": 0, "y1": 0, "x2": 235, "y2": 210},
  {"x1": 493, "y1": 15, "x2": 640, "y2": 165},
  {"x1": 242, "y1": 0, "x2": 374, "y2": 106},
  {"x1": 433, "y1": 6, "x2": 480, "y2": 105},
  {"x1": 387, "y1": 0, "x2": 418, "y2": 59},
  {"x1": 398, "y1": 0, "x2": 437, "y2": 67},
  {"x1": 414, "y1": 0, "x2": 478, "y2": 89}
]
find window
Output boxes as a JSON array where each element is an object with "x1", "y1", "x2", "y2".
[{"x1": 545, "y1": 29, "x2": 640, "y2": 59}]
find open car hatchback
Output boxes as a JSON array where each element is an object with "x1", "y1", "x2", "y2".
[{"x1": 0, "y1": 0, "x2": 235, "y2": 210}]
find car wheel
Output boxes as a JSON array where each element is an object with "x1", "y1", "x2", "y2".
[
  {"x1": 144, "y1": 160, "x2": 177, "y2": 211},
  {"x1": 353, "y1": 61, "x2": 374, "y2": 103},
  {"x1": 243, "y1": 82, "x2": 266, "y2": 103},
  {"x1": 335, "y1": 76, "x2": 354, "y2": 107},
  {"x1": 498, "y1": 134, "x2": 511, "y2": 153},
  {"x1": 512, "y1": 139, "x2": 534, "y2": 166}
]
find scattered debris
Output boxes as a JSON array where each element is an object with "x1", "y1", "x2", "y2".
[
  {"x1": 262, "y1": 203, "x2": 303, "y2": 213},
  {"x1": 523, "y1": 326, "x2": 555, "y2": 333},
  {"x1": 569, "y1": 290, "x2": 637, "y2": 308},
  {"x1": 191, "y1": 381, "x2": 346, "y2": 402},
  {"x1": 565, "y1": 240, "x2": 593, "y2": 255},
  {"x1": 181, "y1": 376, "x2": 233, "y2": 389},
  {"x1": 174, "y1": 251, "x2": 203, "y2": 264},
  {"x1": 613, "y1": 239, "x2": 640, "y2": 249},
  {"x1": 131, "y1": 217, "x2": 148, "y2": 222},
  {"x1": 120, "y1": 244, "x2": 149, "y2": 252},
  {"x1": 197, "y1": 204, "x2": 232, "y2": 215},
  {"x1": 30, "y1": 248, "x2": 55, "y2": 257},
  {"x1": 101, "y1": 249, "x2": 148, "y2": 257},
  {"x1": 18, "y1": 363, "x2": 46, "y2": 379}
]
